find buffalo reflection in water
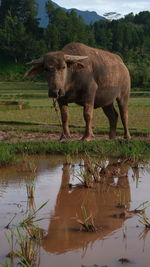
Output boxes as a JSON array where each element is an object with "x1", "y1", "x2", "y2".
[{"x1": 42, "y1": 159, "x2": 135, "y2": 254}]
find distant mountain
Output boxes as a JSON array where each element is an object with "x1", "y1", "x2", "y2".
[
  {"x1": 36, "y1": 0, "x2": 105, "y2": 27},
  {"x1": 67, "y1": 9, "x2": 105, "y2": 24}
]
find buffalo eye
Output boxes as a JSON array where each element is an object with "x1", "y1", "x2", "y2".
[
  {"x1": 58, "y1": 65, "x2": 66, "y2": 71},
  {"x1": 44, "y1": 67, "x2": 49, "y2": 72},
  {"x1": 44, "y1": 66, "x2": 55, "y2": 72},
  {"x1": 59, "y1": 65, "x2": 66, "y2": 70}
]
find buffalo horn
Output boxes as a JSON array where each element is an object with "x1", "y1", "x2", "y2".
[
  {"x1": 64, "y1": 55, "x2": 88, "y2": 62},
  {"x1": 26, "y1": 57, "x2": 44, "y2": 65}
]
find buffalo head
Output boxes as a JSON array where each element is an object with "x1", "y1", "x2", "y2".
[{"x1": 25, "y1": 52, "x2": 88, "y2": 98}]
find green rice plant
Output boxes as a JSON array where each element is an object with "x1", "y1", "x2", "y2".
[
  {"x1": 20, "y1": 201, "x2": 49, "y2": 227},
  {"x1": 0, "y1": 146, "x2": 16, "y2": 166},
  {"x1": 1, "y1": 259, "x2": 9, "y2": 267},
  {"x1": 76, "y1": 205, "x2": 97, "y2": 232},
  {"x1": 138, "y1": 213, "x2": 150, "y2": 228},
  {"x1": 4, "y1": 229, "x2": 17, "y2": 260},
  {"x1": 3, "y1": 201, "x2": 48, "y2": 266},
  {"x1": 24, "y1": 224, "x2": 45, "y2": 241},
  {"x1": 4, "y1": 226, "x2": 43, "y2": 267},
  {"x1": 134, "y1": 201, "x2": 149, "y2": 212},
  {"x1": 16, "y1": 227, "x2": 40, "y2": 267},
  {"x1": 16, "y1": 202, "x2": 47, "y2": 266}
]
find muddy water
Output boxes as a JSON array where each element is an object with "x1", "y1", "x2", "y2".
[{"x1": 0, "y1": 155, "x2": 150, "y2": 267}]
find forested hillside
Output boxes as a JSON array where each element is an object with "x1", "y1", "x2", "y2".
[{"x1": 0, "y1": 0, "x2": 150, "y2": 88}]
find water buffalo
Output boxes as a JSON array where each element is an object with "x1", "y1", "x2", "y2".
[{"x1": 25, "y1": 42, "x2": 131, "y2": 141}]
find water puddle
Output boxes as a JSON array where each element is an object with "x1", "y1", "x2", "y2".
[{"x1": 0, "y1": 155, "x2": 150, "y2": 266}]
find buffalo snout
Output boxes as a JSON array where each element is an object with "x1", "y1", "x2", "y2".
[
  {"x1": 48, "y1": 89, "x2": 59, "y2": 98},
  {"x1": 48, "y1": 89, "x2": 65, "y2": 98}
]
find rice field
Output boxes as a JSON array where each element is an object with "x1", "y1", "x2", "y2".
[{"x1": 0, "y1": 82, "x2": 150, "y2": 135}]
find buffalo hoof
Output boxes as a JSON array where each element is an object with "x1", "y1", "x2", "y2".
[
  {"x1": 109, "y1": 135, "x2": 116, "y2": 139},
  {"x1": 59, "y1": 134, "x2": 71, "y2": 142},
  {"x1": 81, "y1": 136, "x2": 94, "y2": 142},
  {"x1": 124, "y1": 133, "x2": 131, "y2": 139}
]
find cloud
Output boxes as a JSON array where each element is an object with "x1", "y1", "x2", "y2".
[{"x1": 54, "y1": 0, "x2": 150, "y2": 16}]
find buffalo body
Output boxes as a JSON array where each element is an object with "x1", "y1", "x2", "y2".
[{"x1": 25, "y1": 43, "x2": 131, "y2": 140}]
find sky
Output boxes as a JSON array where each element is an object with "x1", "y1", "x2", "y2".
[{"x1": 53, "y1": 0, "x2": 150, "y2": 17}]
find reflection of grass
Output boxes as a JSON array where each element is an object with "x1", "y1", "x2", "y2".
[
  {"x1": 72, "y1": 157, "x2": 101, "y2": 188},
  {"x1": 74, "y1": 170, "x2": 93, "y2": 188},
  {"x1": 116, "y1": 190, "x2": 127, "y2": 208},
  {"x1": 139, "y1": 228, "x2": 150, "y2": 241},
  {"x1": 26, "y1": 181, "x2": 35, "y2": 199}
]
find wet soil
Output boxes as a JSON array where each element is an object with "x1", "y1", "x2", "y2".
[
  {"x1": 0, "y1": 127, "x2": 149, "y2": 142},
  {"x1": 0, "y1": 129, "x2": 108, "y2": 142}
]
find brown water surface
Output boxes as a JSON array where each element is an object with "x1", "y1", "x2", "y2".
[{"x1": 0, "y1": 155, "x2": 150, "y2": 267}]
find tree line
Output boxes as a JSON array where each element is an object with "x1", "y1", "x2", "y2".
[{"x1": 0, "y1": 0, "x2": 150, "y2": 88}]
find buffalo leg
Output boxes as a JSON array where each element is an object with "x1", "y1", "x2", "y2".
[
  {"x1": 59, "y1": 104, "x2": 71, "y2": 140},
  {"x1": 82, "y1": 103, "x2": 94, "y2": 141},
  {"x1": 117, "y1": 98, "x2": 131, "y2": 139},
  {"x1": 102, "y1": 103, "x2": 118, "y2": 139}
]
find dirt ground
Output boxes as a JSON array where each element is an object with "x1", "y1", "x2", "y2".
[
  {"x1": 0, "y1": 127, "x2": 149, "y2": 143},
  {"x1": 0, "y1": 129, "x2": 109, "y2": 142}
]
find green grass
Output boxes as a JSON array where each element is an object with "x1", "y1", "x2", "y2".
[
  {"x1": 0, "y1": 139, "x2": 150, "y2": 166},
  {"x1": 0, "y1": 82, "x2": 150, "y2": 128},
  {"x1": 1, "y1": 103, "x2": 150, "y2": 130},
  {"x1": 131, "y1": 92, "x2": 150, "y2": 97},
  {"x1": 0, "y1": 81, "x2": 47, "y2": 90}
]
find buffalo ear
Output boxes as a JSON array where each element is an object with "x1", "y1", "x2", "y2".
[
  {"x1": 67, "y1": 61, "x2": 85, "y2": 72},
  {"x1": 64, "y1": 54, "x2": 87, "y2": 71},
  {"x1": 24, "y1": 57, "x2": 44, "y2": 79},
  {"x1": 75, "y1": 62, "x2": 85, "y2": 69},
  {"x1": 24, "y1": 64, "x2": 44, "y2": 79}
]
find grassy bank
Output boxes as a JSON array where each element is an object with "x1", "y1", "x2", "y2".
[{"x1": 0, "y1": 139, "x2": 150, "y2": 166}]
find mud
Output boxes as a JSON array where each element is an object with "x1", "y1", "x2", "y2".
[
  {"x1": 0, "y1": 128, "x2": 149, "y2": 142},
  {"x1": 0, "y1": 129, "x2": 107, "y2": 142}
]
